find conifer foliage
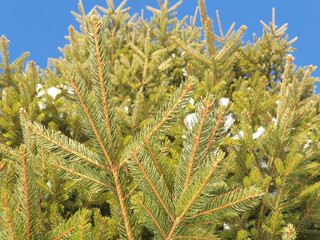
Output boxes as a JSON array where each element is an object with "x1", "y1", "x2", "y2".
[{"x1": 0, "y1": 0, "x2": 319, "y2": 239}]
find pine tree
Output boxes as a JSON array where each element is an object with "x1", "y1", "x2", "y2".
[
  {"x1": 0, "y1": 36, "x2": 81, "y2": 148},
  {"x1": 0, "y1": 36, "x2": 30, "y2": 147},
  {"x1": 226, "y1": 55, "x2": 319, "y2": 239},
  {"x1": 0, "y1": 0, "x2": 319, "y2": 239}
]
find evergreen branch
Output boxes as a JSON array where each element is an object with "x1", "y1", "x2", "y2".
[
  {"x1": 202, "y1": 111, "x2": 225, "y2": 157},
  {"x1": 0, "y1": 144, "x2": 19, "y2": 159},
  {"x1": 280, "y1": 111, "x2": 290, "y2": 147},
  {"x1": 57, "y1": 176, "x2": 81, "y2": 195},
  {"x1": 198, "y1": 0, "x2": 210, "y2": 48},
  {"x1": 254, "y1": 125, "x2": 272, "y2": 148},
  {"x1": 219, "y1": 52, "x2": 238, "y2": 77},
  {"x1": 131, "y1": 30, "x2": 151, "y2": 135},
  {"x1": 115, "y1": 109, "x2": 133, "y2": 128},
  {"x1": 142, "y1": 30, "x2": 150, "y2": 83},
  {"x1": 54, "y1": 163, "x2": 114, "y2": 191},
  {"x1": 184, "y1": 100, "x2": 211, "y2": 191},
  {"x1": 146, "y1": 6, "x2": 161, "y2": 15},
  {"x1": 167, "y1": 153, "x2": 225, "y2": 239},
  {"x1": 296, "y1": 194, "x2": 320, "y2": 231},
  {"x1": 77, "y1": 0, "x2": 86, "y2": 17},
  {"x1": 112, "y1": 169, "x2": 134, "y2": 240},
  {"x1": 279, "y1": 200, "x2": 300, "y2": 211},
  {"x1": 233, "y1": 93, "x2": 250, "y2": 112},
  {"x1": 179, "y1": 154, "x2": 224, "y2": 218},
  {"x1": 125, "y1": 184, "x2": 139, "y2": 201},
  {"x1": 286, "y1": 141, "x2": 300, "y2": 173},
  {"x1": 271, "y1": 174, "x2": 289, "y2": 239},
  {"x1": 46, "y1": 69, "x2": 76, "y2": 100},
  {"x1": 206, "y1": 19, "x2": 217, "y2": 86},
  {"x1": 260, "y1": 20, "x2": 271, "y2": 32},
  {"x1": 70, "y1": 77, "x2": 113, "y2": 166},
  {"x1": 147, "y1": 82, "x2": 165, "y2": 116},
  {"x1": 216, "y1": 10, "x2": 224, "y2": 39},
  {"x1": 80, "y1": 212, "x2": 87, "y2": 239},
  {"x1": 52, "y1": 169, "x2": 58, "y2": 226},
  {"x1": 4, "y1": 166, "x2": 15, "y2": 240},
  {"x1": 280, "y1": 55, "x2": 293, "y2": 96},
  {"x1": 297, "y1": 65, "x2": 314, "y2": 103},
  {"x1": 20, "y1": 109, "x2": 31, "y2": 144},
  {"x1": 298, "y1": 94, "x2": 320, "y2": 107},
  {"x1": 52, "y1": 217, "x2": 82, "y2": 240},
  {"x1": 20, "y1": 151, "x2": 31, "y2": 240},
  {"x1": 132, "y1": 152, "x2": 174, "y2": 220},
  {"x1": 145, "y1": 139, "x2": 172, "y2": 199},
  {"x1": 216, "y1": 26, "x2": 246, "y2": 62},
  {"x1": 129, "y1": 43, "x2": 145, "y2": 59},
  {"x1": 150, "y1": 81, "x2": 196, "y2": 137},
  {"x1": 0, "y1": 220, "x2": 6, "y2": 230},
  {"x1": 251, "y1": 79, "x2": 265, "y2": 117},
  {"x1": 280, "y1": 86, "x2": 291, "y2": 118},
  {"x1": 172, "y1": 38, "x2": 210, "y2": 65},
  {"x1": 168, "y1": 0, "x2": 183, "y2": 13},
  {"x1": 97, "y1": 218, "x2": 108, "y2": 240},
  {"x1": 115, "y1": 0, "x2": 129, "y2": 13},
  {"x1": 176, "y1": 15, "x2": 188, "y2": 31},
  {"x1": 30, "y1": 62, "x2": 37, "y2": 96},
  {"x1": 172, "y1": 236, "x2": 216, "y2": 240},
  {"x1": 138, "y1": 200, "x2": 167, "y2": 238},
  {"x1": 18, "y1": 76, "x2": 29, "y2": 110},
  {"x1": 28, "y1": 125, "x2": 108, "y2": 170},
  {"x1": 304, "y1": 147, "x2": 320, "y2": 161},
  {"x1": 264, "y1": 195, "x2": 276, "y2": 211},
  {"x1": 225, "y1": 22, "x2": 236, "y2": 41},
  {"x1": 179, "y1": 115, "x2": 189, "y2": 131},
  {"x1": 36, "y1": 180, "x2": 53, "y2": 195},
  {"x1": 4, "y1": 194, "x2": 15, "y2": 240},
  {"x1": 231, "y1": 146, "x2": 248, "y2": 175},
  {"x1": 166, "y1": 218, "x2": 180, "y2": 240},
  {"x1": 241, "y1": 114, "x2": 264, "y2": 177},
  {"x1": 1, "y1": 36, "x2": 10, "y2": 92},
  {"x1": 256, "y1": 95, "x2": 280, "y2": 114},
  {"x1": 191, "y1": 192, "x2": 260, "y2": 218},
  {"x1": 92, "y1": 20, "x2": 113, "y2": 141},
  {"x1": 10, "y1": 52, "x2": 29, "y2": 71},
  {"x1": 69, "y1": 26, "x2": 80, "y2": 62},
  {"x1": 132, "y1": 87, "x2": 143, "y2": 135}
]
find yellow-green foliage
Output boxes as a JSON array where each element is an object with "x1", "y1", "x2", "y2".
[{"x1": 0, "y1": 0, "x2": 319, "y2": 239}]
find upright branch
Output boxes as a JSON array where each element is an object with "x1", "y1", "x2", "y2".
[
  {"x1": 91, "y1": 20, "x2": 113, "y2": 141},
  {"x1": 20, "y1": 150, "x2": 31, "y2": 240}
]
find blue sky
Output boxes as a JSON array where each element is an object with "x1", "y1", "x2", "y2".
[{"x1": 1, "y1": 0, "x2": 319, "y2": 91}]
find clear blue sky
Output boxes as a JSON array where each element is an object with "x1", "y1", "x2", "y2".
[{"x1": 1, "y1": 0, "x2": 319, "y2": 91}]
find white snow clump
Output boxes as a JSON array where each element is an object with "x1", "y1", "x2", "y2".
[{"x1": 253, "y1": 126, "x2": 265, "y2": 140}]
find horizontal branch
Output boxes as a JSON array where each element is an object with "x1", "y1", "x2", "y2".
[{"x1": 55, "y1": 163, "x2": 114, "y2": 191}]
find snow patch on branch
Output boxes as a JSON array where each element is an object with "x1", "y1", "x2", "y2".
[
  {"x1": 219, "y1": 98, "x2": 229, "y2": 107},
  {"x1": 224, "y1": 113, "x2": 235, "y2": 130},
  {"x1": 38, "y1": 102, "x2": 46, "y2": 110},
  {"x1": 253, "y1": 126, "x2": 265, "y2": 139},
  {"x1": 182, "y1": 68, "x2": 188, "y2": 76},
  {"x1": 37, "y1": 84, "x2": 62, "y2": 99},
  {"x1": 233, "y1": 131, "x2": 244, "y2": 140},
  {"x1": 304, "y1": 139, "x2": 312, "y2": 149},
  {"x1": 223, "y1": 223, "x2": 231, "y2": 230},
  {"x1": 272, "y1": 117, "x2": 277, "y2": 125},
  {"x1": 184, "y1": 113, "x2": 196, "y2": 130},
  {"x1": 47, "y1": 87, "x2": 61, "y2": 99}
]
